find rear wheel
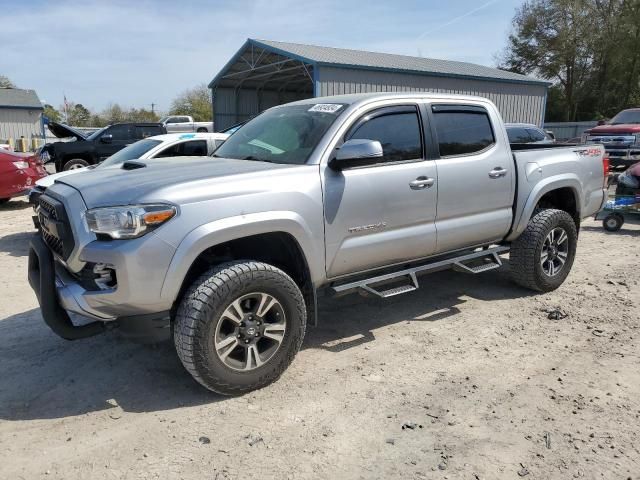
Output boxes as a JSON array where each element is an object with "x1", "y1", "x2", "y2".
[
  {"x1": 510, "y1": 209, "x2": 577, "y2": 292},
  {"x1": 174, "y1": 260, "x2": 306, "y2": 395},
  {"x1": 63, "y1": 158, "x2": 90, "y2": 171},
  {"x1": 602, "y1": 213, "x2": 624, "y2": 232},
  {"x1": 196, "y1": 127, "x2": 208, "y2": 133}
]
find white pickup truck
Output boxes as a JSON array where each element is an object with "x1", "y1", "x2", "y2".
[{"x1": 159, "y1": 115, "x2": 214, "y2": 133}]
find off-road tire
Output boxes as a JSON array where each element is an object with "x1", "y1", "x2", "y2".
[
  {"x1": 510, "y1": 209, "x2": 577, "y2": 292},
  {"x1": 602, "y1": 213, "x2": 624, "y2": 232},
  {"x1": 62, "y1": 158, "x2": 90, "y2": 171},
  {"x1": 174, "y1": 261, "x2": 306, "y2": 395}
]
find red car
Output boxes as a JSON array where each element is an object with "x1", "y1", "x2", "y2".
[{"x1": 0, "y1": 148, "x2": 48, "y2": 204}]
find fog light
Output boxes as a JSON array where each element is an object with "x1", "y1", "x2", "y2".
[{"x1": 93, "y1": 263, "x2": 117, "y2": 290}]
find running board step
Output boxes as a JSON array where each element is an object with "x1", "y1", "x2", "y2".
[
  {"x1": 453, "y1": 252, "x2": 503, "y2": 274},
  {"x1": 331, "y1": 246, "x2": 509, "y2": 297},
  {"x1": 360, "y1": 273, "x2": 418, "y2": 298}
]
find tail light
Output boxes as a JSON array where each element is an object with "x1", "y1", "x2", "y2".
[{"x1": 603, "y1": 155, "x2": 610, "y2": 188}]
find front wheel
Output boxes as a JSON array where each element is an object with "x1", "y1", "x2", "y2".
[
  {"x1": 509, "y1": 209, "x2": 578, "y2": 292},
  {"x1": 174, "y1": 261, "x2": 307, "y2": 395},
  {"x1": 63, "y1": 158, "x2": 90, "y2": 170}
]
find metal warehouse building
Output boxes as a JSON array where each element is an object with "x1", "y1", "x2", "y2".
[
  {"x1": 209, "y1": 39, "x2": 549, "y2": 131},
  {"x1": 0, "y1": 88, "x2": 43, "y2": 141}
]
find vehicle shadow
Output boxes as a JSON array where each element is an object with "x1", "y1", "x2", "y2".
[
  {"x1": 0, "y1": 231, "x2": 35, "y2": 257},
  {"x1": 0, "y1": 198, "x2": 32, "y2": 211},
  {"x1": 581, "y1": 225, "x2": 640, "y2": 237},
  {"x1": 0, "y1": 266, "x2": 534, "y2": 421},
  {"x1": 305, "y1": 266, "x2": 533, "y2": 351},
  {"x1": 0, "y1": 308, "x2": 218, "y2": 421}
]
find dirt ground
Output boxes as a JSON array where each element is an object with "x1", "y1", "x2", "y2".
[{"x1": 0, "y1": 196, "x2": 638, "y2": 480}]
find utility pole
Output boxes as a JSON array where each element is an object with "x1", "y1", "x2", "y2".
[{"x1": 151, "y1": 103, "x2": 156, "y2": 114}]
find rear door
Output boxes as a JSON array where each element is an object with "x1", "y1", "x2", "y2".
[
  {"x1": 430, "y1": 104, "x2": 514, "y2": 253},
  {"x1": 323, "y1": 104, "x2": 438, "y2": 278}
]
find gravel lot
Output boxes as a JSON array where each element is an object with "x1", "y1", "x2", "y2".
[{"x1": 0, "y1": 196, "x2": 638, "y2": 480}]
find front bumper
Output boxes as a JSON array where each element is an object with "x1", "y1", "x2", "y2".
[{"x1": 28, "y1": 235, "x2": 172, "y2": 343}]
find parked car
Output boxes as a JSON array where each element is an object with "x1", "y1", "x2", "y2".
[
  {"x1": 0, "y1": 148, "x2": 47, "y2": 204},
  {"x1": 28, "y1": 93, "x2": 607, "y2": 395},
  {"x1": 30, "y1": 132, "x2": 229, "y2": 202},
  {"x1": 42, "y1": 121, "x2": 166, "y2": 172},
  {"x1": 506, "y1": 123, "x2": 555, "y2": 144},
  {"x1": 583, "y1": 108, "x2": 640, "y2": 167},
  {"x1": 159, "y1": 115, "x2": 214, "y2": 133}
]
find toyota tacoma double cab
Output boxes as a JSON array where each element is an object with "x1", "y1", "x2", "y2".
[{"x1": 28, "y1": 93, "x2": 608, "y2": 395}]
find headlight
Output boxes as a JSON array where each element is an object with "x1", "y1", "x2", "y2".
[
  {"x1": 85, "y1": 204, "x2": 176, "y2": 239},
  {"x1": 13, "y1": 161, "x2": 29, "y2": 169}
]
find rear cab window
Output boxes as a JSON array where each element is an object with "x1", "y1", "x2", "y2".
[
  {"x1": 431, "y1": 105, "x2": 495, "y2": 157},
  {"x1": 507, "y1": 127, "x2": 532, "y2": 144}
]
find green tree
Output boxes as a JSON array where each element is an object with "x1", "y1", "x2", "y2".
[
  {"x1": 68, "y1": 103, "x2": 91, "y2": 126},
  {"x1": 43, "y1": 104, "x2": 61, "y2": 123},
  {"x1": 0, "y1": 75, "x2": 15, "y2": 88},
  {"x1": 499, "y1": 0, "x2": 598, "y2": 121},
  {"x1": 169, "y1": 84, "x2": 212, "y2": 121}
]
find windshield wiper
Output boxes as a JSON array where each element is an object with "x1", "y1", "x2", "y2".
[{"x1": 241, "y1": 156, "x2": 274, "y2": 163}]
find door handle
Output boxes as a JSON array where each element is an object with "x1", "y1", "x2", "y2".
[
  {"x1": 488, "y1": 167, "x2": 508, "y2": 178},
  {"x1": 409, "y1": 176, "x2": 435, "y2": 190}
]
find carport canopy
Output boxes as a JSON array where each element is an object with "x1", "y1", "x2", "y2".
[{"x1": 209, "y1": 39, "x2": 314, "y2": 94}]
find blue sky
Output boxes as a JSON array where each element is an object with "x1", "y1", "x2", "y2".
[{"x1": 1, "y1": 0, "x2": 524, "y2": 113}]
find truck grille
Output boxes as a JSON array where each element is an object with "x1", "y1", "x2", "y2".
[{"x1": 38, "y1": 195, "x2": 75, "y2": 259}]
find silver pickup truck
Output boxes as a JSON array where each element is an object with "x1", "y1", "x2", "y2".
[
  {"x1": 28, "y1": 93, "x2": 608, "y2": 394},
  {"x1": 159, "y1": 115, "x2": 214, "y2": 133}
]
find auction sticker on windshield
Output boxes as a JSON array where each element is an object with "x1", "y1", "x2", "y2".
[{"x1": 308, "y1": 104, "x2": 343, "y2": 113}]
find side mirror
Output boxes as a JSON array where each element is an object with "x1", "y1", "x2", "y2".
[
  {"x1": 101, "y1": 134, "x2": 113, "y2": 144},
  {"x1": 329, "y1": 139, "x2": 383, "y2": 170}
]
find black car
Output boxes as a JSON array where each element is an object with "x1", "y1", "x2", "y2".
[{"x1": 42, "y1": 122, "x2": 166, "y2": 171}]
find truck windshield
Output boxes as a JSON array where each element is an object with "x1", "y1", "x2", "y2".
[
  {"x1": 610, "y1": 110, "x2": 640, "y2": 125},
  {"x1": 213, "y1": 103, "x2": 347, "y2": 164},
  {"x1": 98, "y1": 139, "x2": 162, "y2": 168}
]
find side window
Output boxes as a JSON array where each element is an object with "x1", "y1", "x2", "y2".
[
  {"x1": 154, "y1": 140, "x2": 208, "y2": 158},
  {"x1": 507, "y1": 127, "x2": 531, "y2": 143},
  {"x1": 213, "y1": 139, "x2": 226, "y2": 149},
  {"x1": 432, "y1": 106, "x2": 495, "y2": 156},
  {"x1": 178, "y1": 116, "x2": 191, "y2": 123},
  {"x1": 526, "y1": 128, "x2": 546, "y2": 142},
  {"x1": 166, "y1": 117, "x2": 178, "y2": 124},
  {"x1": 136, "y1": 125, "x2": 162, "y2": 139},
  {"x1": 181, "y1": 140, "x2": 207, "y2": 156},
  {"x1": 346, "y1": 107, "x2": 423, "y2": 163},
  {"x1": 106, "y1": 124, "x2": 131, "y2": 141}
]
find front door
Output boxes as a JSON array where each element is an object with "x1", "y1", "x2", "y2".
[
  {"x1": 97, "y1": 124, "x2": 133, "y2": 160},
  {"x1": 430, "y1": 104, "x2": 514, "y2": 253},
  {"x1": 323, "y1": 105, "x2": 438, "y2": 278}
]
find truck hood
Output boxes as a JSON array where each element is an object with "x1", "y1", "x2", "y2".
[
  {"x1": 47, "y1": 122, "x2": 88, "y2": 140},
  {"x1": 54, "y1": 157, "x2": 295, "y2": 208},
  {"x1": 586, "y1": 124, "x2": 640, "y2": 134}
]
